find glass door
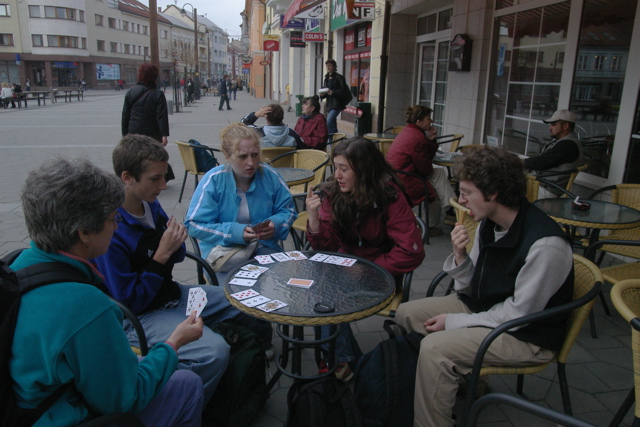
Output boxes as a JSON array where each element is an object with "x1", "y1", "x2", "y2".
[{"x1": 417, "y1": 39, "x2": 449, "y2": 131}]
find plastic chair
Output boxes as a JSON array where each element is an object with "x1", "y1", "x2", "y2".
[
  {"x1": 377, "y1": 216, "x2": 427, "y2": 318},
  {"x1": 270, "y1": 149, "x2": 330, "y2": 194},
  {"x1": 434, "y1": 134, "x2": 464, "y2": 152},
  {"x1": 608, "y1": 279, "x2": 640, "y2": 427},
  {"x1": 174, "y1": 141, "x2": 222, "y2": 203},
  {"x1": 454, "y1": 254, "x2": 603, "y2": 426},
  {"x1": 261, "y1": 146, "x2": 296, "y2": 165}
]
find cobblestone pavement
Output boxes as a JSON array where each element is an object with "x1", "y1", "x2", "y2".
[{"x1": 0, "y1": 89, "x2": 634, "y2": 426}]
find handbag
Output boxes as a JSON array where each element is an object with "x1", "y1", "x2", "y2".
[{"x1": 206, "y1": 240, "x2": 259, "y2": 273}]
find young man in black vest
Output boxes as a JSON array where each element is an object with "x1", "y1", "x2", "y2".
[{"x1": 395, "y1": 146, "x2": 574, "y2": 427}]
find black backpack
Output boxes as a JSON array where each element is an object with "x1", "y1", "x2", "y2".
[
  {"x1": 0, "y1": 250, "x2": 103, "y2": 427},
  {"x1": 189, "y1": 139, "x2": 219, "y2": 173},
  {"x1": 353, "y1": 320, "x2": 423, "y2": 427},
  {"x1": 205, "y1": 321, "x2": 269, "y2": 427},
  {"x1": 286, "y1": 377, "x2": 362, "y2": 427}
]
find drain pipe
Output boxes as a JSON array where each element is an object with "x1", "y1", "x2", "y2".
[{"x1": 376, "y1": 0, "x2": 392, "y2": 132}]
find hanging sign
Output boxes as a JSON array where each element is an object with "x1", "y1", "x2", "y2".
[
  {"x1": 304, "y1": 32, "x2": 325, "y2": 42},
  {"x1": 290, "y1": 31, "x2": 306, "y2": 48}
]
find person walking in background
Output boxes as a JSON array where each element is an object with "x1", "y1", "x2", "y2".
[
  {"x1": 319, "y1": 59, "x2": 352, "y2": 135},
  {"x1": 121, "y1": 63, "x2": 174, "y2": 181},
  {"x1": 230, "y1": 79, "x2": 238, "y2": 100},
  {"x1": 218, "y1": 75, "x2": 232, "y2": 110},
  {"x1": 294, "y1": 95, "x2": 329, "y2": 150},
  {"x1": 25, "y1": 78, "x2": 31, "y2": 91}
]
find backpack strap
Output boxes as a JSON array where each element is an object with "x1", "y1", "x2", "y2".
[{"x1": 15, "y1": 262, "x2": 109, "y2": 295}]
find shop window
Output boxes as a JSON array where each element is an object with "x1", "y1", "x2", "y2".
[
  {"x1": 29, "y1": 6, "x2": 40, "y2": 17},
  {"x1": 32, "y1": 34, "x2": 43, "y2": 47},
  {"x1": 0, "y1": 33, "x2": 14, "y2": 46},
  {"x1": 0, "y1": 4, "x2": 8, "y2": 16}
]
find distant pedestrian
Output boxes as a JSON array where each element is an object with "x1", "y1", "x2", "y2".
[
  {"x1": 230, "y1": 79, "x2": 238, "y2": 100},
  {"x1": 163, "y1": 77, "x2": 169, "y2": 92},
  {"x1": 218, "y1": 75, "x2": 231, "y2": 110},
  {"x1": 319, "y1": 59, "x2": 352, "y2": 135},
  {"x1": 25, "y1": 78, "x2": 31, "y2": 91}
]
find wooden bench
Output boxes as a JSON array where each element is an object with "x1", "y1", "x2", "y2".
[{"x1": 52, "y1": 88, "x2": 84, "y2": 103}]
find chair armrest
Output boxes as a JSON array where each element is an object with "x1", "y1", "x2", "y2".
[
  {"x1": 269, "y1": 150, "x2": 296, "y2": 164},
  {"x1": 185, "y1": 250, "x2": 218, "y2": 286},
  {"x1": 585, "y1": 239, "x2": 640, "y2": 260},
  {"x1": 462, "y1": 282, "x2": 602, "y2": 425},
  {"x1": 426, "y1": 270, "x2": 453, "y2": 297},
  {"x1": 109, "y1": 298, "x2": 149, "y2": 356},
  {"x1": 587, "y1": 184, "x2": 618, "y2": 200},
  {"x1": 535, "y1": 177, "x2": 576, "y2": 198}
]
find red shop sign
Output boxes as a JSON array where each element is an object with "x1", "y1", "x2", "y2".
[{"x1": 264, "y1": 40, "x2": 280, "y2": 52}]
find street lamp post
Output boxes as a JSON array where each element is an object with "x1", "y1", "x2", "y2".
[{"x1": 181, "y1": 3, "x2": 200, "y2": 100}]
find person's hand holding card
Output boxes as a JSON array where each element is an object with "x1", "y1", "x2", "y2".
[
  {"x1": 252, "y1": 219, "x2": 275, "y2": 241},
  {"x1": 166, "y1": 311, "x2": 204, "y2": 350}
]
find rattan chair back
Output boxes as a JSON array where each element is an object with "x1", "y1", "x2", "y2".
[
  {"x1": 261, "y1": 146, "x2": 296, "y2": 165},
  {"x1": 383, "y1": 126, "x2": 406, "y2": 134}
]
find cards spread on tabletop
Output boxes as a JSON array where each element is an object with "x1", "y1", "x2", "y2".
[
  {"x1": 241, "y1": 264, "x2": 269, "y2": 273},
  {"x1": 309, "y1": 253, "x2": 329, "y2": 262},
  {"x1": 235, "y1": 270, "x2": 263, "y2": 279},
  {"x1": 286, "y1": 251, "x2": 308, "y2": 260},
  {"x1": 323, "y1": 255, "x2": 357, "y2": 267},
  {"x1": 287, "y1": 278, "x2": 314, "y2": 288},
  {"x1": 186, "y1": 287, "x2": 207, "y2": 318},
  {"x1": 255, "y1": 254, "x2": 275, "y2": 264},
  {"x1": 229, "y1": 277, "x2": 257, "y2": 287},
  {"x1": 271, "y1": 252, "x2": 293, "y2": 262},
  {"x1": 241, "y1": 295, "x2": 271, "y2": 307},
  {"x1": 230, "y1": 289, "x2": 259, "y2": 300},
  {"x1": 256, "y1": 300, "x2": 287, "y2": 312}
]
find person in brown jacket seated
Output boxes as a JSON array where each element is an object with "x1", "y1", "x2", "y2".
[{"x1": 386, "y1": 106, "x2": 456, "y2": 236}]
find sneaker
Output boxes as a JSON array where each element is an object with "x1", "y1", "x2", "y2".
[
  {"x1": 264, "y1": 345, "x2": 275, "y2": 361},
  {"x1": 335, "y1": 362, "x2": 354, "y2": 382},
  {"x1": 227, "y1": 107, "x2": 233, "y2": 110},
  {"x1": 428, "y1": 227, "x2": 444, "y2": 237}
]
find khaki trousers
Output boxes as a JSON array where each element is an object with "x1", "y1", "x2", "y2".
[{"x1": 395, "y1": 294, "x2": 555, "y2": 427}]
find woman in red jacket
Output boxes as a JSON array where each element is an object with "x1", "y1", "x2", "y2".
[
  {"x1": 386, "y1": 105, "x2": 455, "y2": 236},
  {"x1": 306, "y1": 137, "x2": 425, "y2": 380},
  {"x1": 294, "y1": 95, "x2": 329, "y2": 150}
]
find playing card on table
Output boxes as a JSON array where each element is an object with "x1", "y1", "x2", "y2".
[
  {"x1": 186, "y1": 287, "x2": 207, "y2": 318},
  {"x1": 309, "y1": 253, "x2": 330, "y2": 262},
  {"x1": 254, "y1": 254, "x2": 275, "y2": 264},
  {"x1": 235, "y1": 270, "x2": 263, "y2": 279},
  {"x1": 256, "y1": 300, "x2": 288, "y2": 312},
  {"x1": 229, "y1": 277, "x2": 257, "y2": 287},
  {"x1": 286, "y1": 251, "x2": 308, "y2": 260},
  {"x1": 230, "y1": 289, "x2": 260, "y2": 300},
  {"x1": 271, "y1": 252, "x2": 293, "y2": 262},
  {"x1": 287, "y1": 278, "x2": 314, "y2": 288},
  {"x1": 241, "y1": 295, "x2": 271, "y2": 307},
  {"x1": 241, "y1": 264, "x2": 269, "y2": 273},
  {"x1": 324, "y1": 255, "x2": 345, "y2": 265},
  {"x1": 337, "y1": 257, "x2": 357, "y2": 267}
]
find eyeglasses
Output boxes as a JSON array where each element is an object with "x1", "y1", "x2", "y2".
[{"x1": 107, "y1": 212, "x2": 123, "y2": 224}]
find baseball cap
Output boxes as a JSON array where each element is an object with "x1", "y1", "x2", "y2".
[{"x1": 543, "y1": 109, "x2": 576, "y2": 124}]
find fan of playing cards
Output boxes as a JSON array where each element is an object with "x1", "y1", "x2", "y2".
[{"x1": 226, "y1": 252, "x2": 358, "y2": 313}]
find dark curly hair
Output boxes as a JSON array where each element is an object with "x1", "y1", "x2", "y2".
[
  {"x1": 452, "y1": 146, "x2": 525, "y2": 208},
  {"x1": 324, "y1": 137, "x2": 405, "y2": 233},
  {"x1": 137, "y1": 63, "x2": 159, "y2": 87}
]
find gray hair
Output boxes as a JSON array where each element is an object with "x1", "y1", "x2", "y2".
[{"x1": 21, "y1": 158, "x2": 125, "y2": 252}]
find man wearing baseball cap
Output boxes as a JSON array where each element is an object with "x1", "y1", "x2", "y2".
[{"x1": 523, "y1": 109, "x2": 584, "y2": 197}]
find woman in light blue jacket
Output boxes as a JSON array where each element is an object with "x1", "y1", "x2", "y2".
[{"x1": 185, "y1": 123, "x2": 297, "y2": 271}]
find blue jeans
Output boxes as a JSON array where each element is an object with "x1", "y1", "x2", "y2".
[
  {"x1": 319, "y1": 322, "x2": 362, "y2": 364},
  {"x1": 327, "y1": 108, "x2": 341, "y2": 135},
  {"x1": 127, "y1": 284, "x2": 271, "y2": 404}
]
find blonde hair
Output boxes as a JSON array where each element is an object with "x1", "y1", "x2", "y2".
[
  {"x1": 1, "y1": 82, "x2": 8, "y2": 88},
  {"x1": 220, "y1": 123, "x2": 261, "y2": 161}
]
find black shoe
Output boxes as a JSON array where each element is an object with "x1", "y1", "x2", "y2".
[
  {"x1": 227, "y1": 107, "x2": 232, "y2": 110},
  {"x1": 218, "y1": 108, "x2": 223, "y2": 111}
]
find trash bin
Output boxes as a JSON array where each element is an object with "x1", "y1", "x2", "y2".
[
  {"x1": 295, "y1": 95, "x2": 305, "y2": 117},
  {"x1": 353, "y1": 102, "x2": 372, "y2": 136},
  {"x1": 167, "y1": 100, "x2": 174, "y2": 115}
]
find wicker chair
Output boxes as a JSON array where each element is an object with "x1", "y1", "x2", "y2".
[
  {"x1": 455, "y1": 255, "x2": 603, "y2": 425},
  {"x1": 260, "y1": 146, "x2": 296, "y2": 165},
  {"x1": 608, "y1": 279, "x2": 640, "y2": 427},
  {"x1": 174, "y1": 140, "x2": 221, "y2": 203},
  {"x1": 586, "y1": 239, "x2": 640, "y2": 286},
  {"x1": 383, "y1": 126, "x2": 406, "y2": 134},
  {"x1": 585, "y1": 184, "x2": 640, "y2": 263},
  {"x1": 376, "y1": 216, "x2": 427, "y2": 318},
  {"x1": 270, "y1": 149, "x2": 329, "y2": 194}
]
